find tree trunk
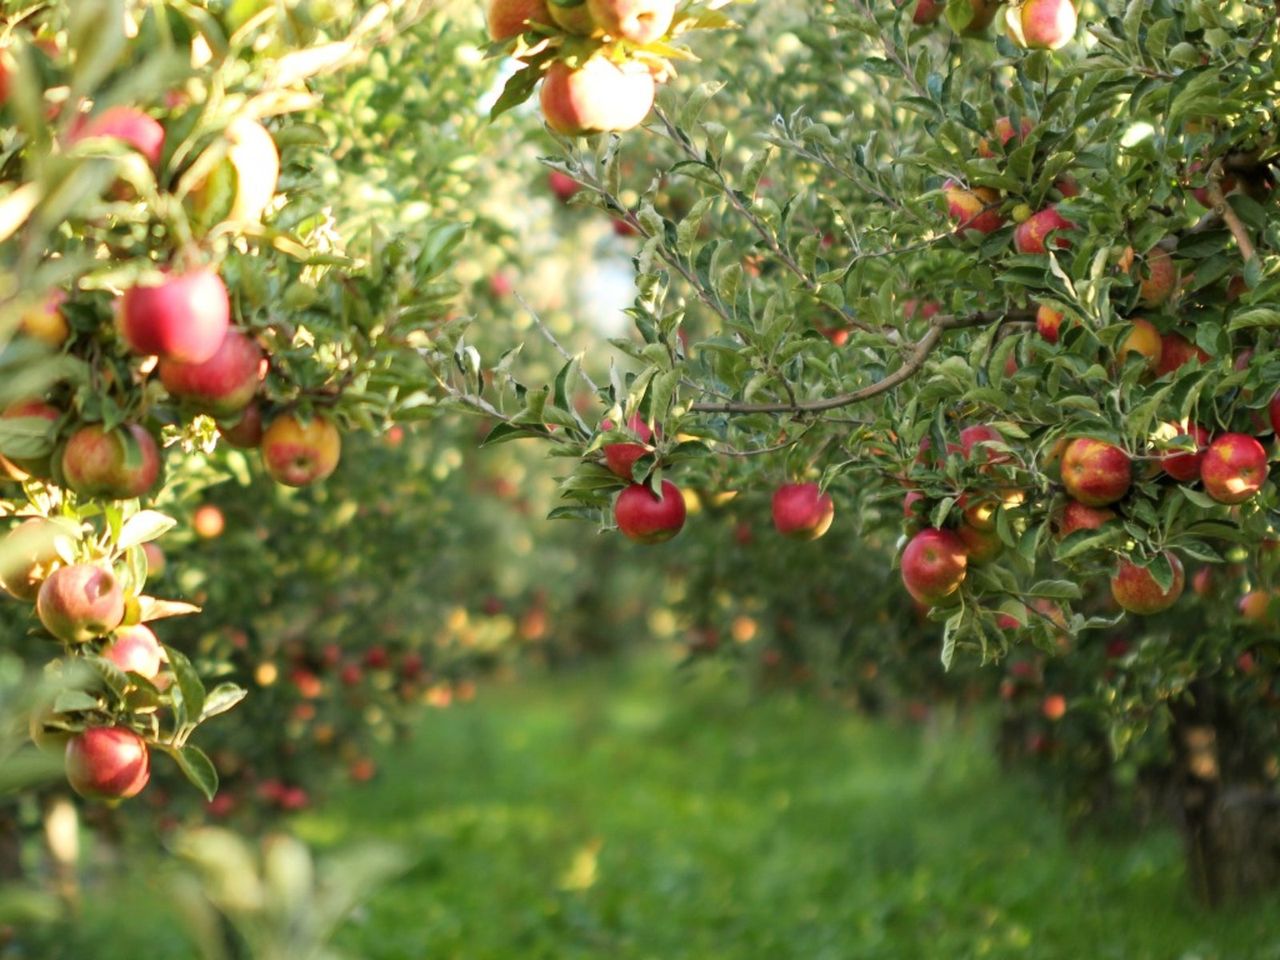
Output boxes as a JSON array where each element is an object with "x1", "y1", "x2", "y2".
[{"x1": 1171, "y1": 680, "x2": 1280, "y2": 904}]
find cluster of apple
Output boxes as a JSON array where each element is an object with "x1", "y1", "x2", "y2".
[
  {"x1": 900, "y1": 0, "x2": 1077, "y2": 50},
  {"x1": 486, "y1": 0, "x2": 728, "y2": 135}
]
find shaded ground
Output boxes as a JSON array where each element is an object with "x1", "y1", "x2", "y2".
[{"x1": 52, "y1": 656, "x2": 1280, "y2": 958}]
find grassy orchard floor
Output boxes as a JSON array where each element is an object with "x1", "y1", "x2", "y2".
[{"x1": 60, "y1": 654, "x2": 1280, "y2": 959}]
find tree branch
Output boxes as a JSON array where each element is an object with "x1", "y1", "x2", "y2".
[{"x1": 1207, "y1": 162, "x2": 1257, "y2": 265}]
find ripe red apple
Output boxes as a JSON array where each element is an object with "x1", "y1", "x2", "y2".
[
  {"x1": 1036, "y1": 304, "x2": 1063, "y2": 343},
  {"x1": 1, "y1": 399, "x2": 61, "y2": 478},
  {"x1": 614, "y1": 480, "x2": 686, "y2": 543},
  {"x1": 602, "y1": 414, "x2": 655, "y2": 479},
  {"x1": 19, "y1": 289, "x2": 70, "y2": 348},
  {"x1": 1013, "y1": 206, "x2": 1073, "y2": 254},
  {"x1": 1156, "y1": 421, "x2": 1210, "y2": 483},
  {"x1": 159, "y1": 328, "x2": 265, "y2": 418},
  {"x1": 1056, "y1": 499, "x2": 1116, "y2": 538},
  {"x1": 978, "y1": 115, "x2": 1033, "y2": 157},
  {"x1": 120, "y1": 268, "x2": 230, "y2": 364},
  {"x1": 1118, "y1": 318, "x2": 1162, "y2": 375},
  {"x1": 1042, "y1": 693, "x2": 1068, "y2": 721},
  {"x1": 587, "y1": 0, "x2": 674, "y2": 43},
  {"x1": 1200, "y1": 433, "x2": 1268, "y2": 504},
  {"x1": 548, "y1": 170, "x2": 580, "y2": 201},
  {"x1": 142, "y1": 542, "x2": 165, "y2": 578},
  {"x1": 61, "y1": 423, "x2": 163, "y2": 500},
  {"x1": 944, "y1": 181, "x2": 1004, "y2": 235},
  {"x1": 191, "y1": 117, "x2": 279, "y2": 226},
  {"x1": 1110, "y1": 552, "x2": 1185, "y2": 615},
  {"x1": 772, "y1": 483, "x2": 835, "y2": 540},
  {"x1": 902, "y1": 299, "x2": 942, "y2": 322},
  {"x1": 1191, "y1": 566, "x2": 1214, "y2": 598},
  {"x1": 193, "y1": 504, "x2": 225, "y2": 539},
  {"x1": 906, "y1": 0, "x2": 944, "y2": 24},
  {"x1": 261, "y1": 413, "x2": 342, "y2": 487},
  {"x1": 68, "y1": 106, "x2": 165, "y2": 168},
  {"x1": 219, "y1": 403, "x2": 265, "y2": 449},
  {"x1": 1155, "y1": 331, "x2": 1209, "y2": 377},
  {"x1": 65, "y1": 726, "x2": 150, "y2": 801},
  {"x1": 539, "y1": 58, "x2": 656, "y2": 136},
  {"x1": 103, "y1": 624, "x2": 164, "y2": 680},
  {"x1": 1061, "y1": 438, "x2": 1131, "y2": 506},
  {"x1": 957, "y1": 522, "x2": 1002, "y2": 564},
  {"x1": 37, "y1": 563, "x2": 125, "y2": 643},
  {"x1": 0, "y1": 518, "x2": 65, "y2": 601},
  {"x1": 959, "y1": 424, "x2": 1010, "y2": 467},
  {"x1": 487, "y1": 0, "x2": 550, "y2": 39},
  {"x1": 1006, "y1": 0, "x2": 1077, "y2": 49},
  {"x1": 1137, "y1": 247, "x2": 1177, "y2": 306},
  {"x1": 900, "y1": 528, "x2": 967, "y2": 605}
]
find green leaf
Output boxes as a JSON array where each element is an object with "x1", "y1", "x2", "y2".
[
  {"x1": 117, "y1": 511, "x2": 177, "y2": 551},
  {"x1": 168, "y1": 744, "x2": 219, "y2": 802},
  {"x1": 165, "y1": 646, "x2": 206, "y2": 726}
]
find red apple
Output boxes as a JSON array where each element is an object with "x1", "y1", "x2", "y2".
[
  {"x1": 978, "y1": 115, "x2": 1033, "y2": 158},
  {"x1": 1155, "y1": 331, "x2": 1209, "y2": 377},
  {"x1": 103, "y1": 624, "x2": 164, "y2": 680},
  {"x1": 193, "y1": 504, "x2": 225, "y2": 539},
  {"x1": 1042, "y1": 693, "x2": 1068, "y2": 721},
  {"x1": 1191, "y1": 566, "x2": 1214, "y2": 598},
  {"x1": 1056, "y1": 499, "x2": 1116, "y2": 538},
  {"x1": 1036, "y1": 304, "x2": 1063, "y2": 343},
  {"x1": 586, "y1": 0, "x2": 674, "y2": 43},
  {"x1": 548, "y1": 170, "x2": 579, "y2": 202},
  {"x1": 772, "y1": 483, "x2": 835, "y2": 540},
  {"x1": 219, "y1": 403, "x2": 265, "y2": 449},
  {"x1": 1013, "y1": 206, "x2": 1073, "y2": 254},
  {"x1": 1006, "y1": 0, "x2": 1077, "y2": 49},
  {"x1": 65, "y1": 727, "x2": 150, "y2": 801},
  {"x1": 957, "y1": 522, "x2": 1002, "y2": 564},
  {"x1": 602, "y1": 414, "x2": 655, "y2": 479},
  {"x1": 61, "y1": 423, "x2": 162, "y2": 500},
  {"x1": 539, "y1": 58, "x2": 656, "y2": 136},
  {"x1": 37, "y1": 563, "x2": 125, "y2": 643},
  {"x1": 1239, "y1": 590, "x2": 1277, "y2": 625},
  {"x1": 959, "y1": 424, "x2": 1010, "y2": 467},
  {"x1": 901, "y1": 528, "x2": 967, "y2": 605},
  {"x1": 944, "y1": 181, "x2": 1004, "y2": 235},
  {"x1": 68, "y1": 106, "x2": 165, "y2": 168},
  {"x1": 1118, "y1": 318, "x2": 1162, "y2": 375},
  {"x1": 1200, "y1": 433, "x2": 1268, "y2": 504},
  {"x1": 1137, "y1": 247, "x2": 1177, "y2": 306},
  {"x1": 487, "y1": 0, "x2": 550, "y2": 39},
  {"x1": 159, "y1": 328, "x2": 265, "y2": 418},
  {"x1": 120, "y1": 268, "x2": 230, "y2": 364},
  {"x1": 907, "y1": 0, "x2": 944, "y2": 24},
  {"x1": 1110, "y1": 552, "x2": 1185, "y2": 615},
  {"x1": 261, "y1": 413, "x2": 342, "y2": 487},
  {"x1": 1, "y1": 399, "x2": 61, "y2": 478},
  {"x1": 1061, "y1": 438, "x2": 1131, "y2": 506},
  {"x1": 1156, "y1": 421, "x2": 1210, "y2": 483},
  {"x1": 0, "y1": 518, "x2": 65, "y2": 601},
  {"x1": 614, "y1": 480, "x2": 686, "y2": 543}
]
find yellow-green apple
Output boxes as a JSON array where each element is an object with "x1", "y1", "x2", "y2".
[
  {"x1": 67, "y1": 106, "x2": 165, "y2": 168},
  {"x1": 587, "y1": 0, "x2": 674, "y2": 43},
  {"x1": 1061, "y1": 438, "x2": 1131, "y2": 506},
  {"x1": 957, "y1": 522, "x2": 1002, "y2": 563},
  {"x1": 539, "y1": 58, "x2": 656, "y2": 135},
  {"x1": 159, "y1": 328, "x2": 265, "y2": 418},
  {"x1": 1036, "y1": 304, "x2": 1063, "y2": 343},
  {"x1": 487, "y1": 0, "x2": 550, "y2": 39},
  {"x1": 191, "y1": 117, "x2": 279, "y2": 225},
  {"x1": 1137, "y1": 247, "x2": 1177, "y2": 306},
  {"x1": 1056, "y1": 499, "x2": 1116, "y2": 538},
  {"x1": 1013, "y1": 205, "x2": 1073, "y2": 253},
  {"x1": 0, "y1": 518, "x2": 65, "y2": 601},
  {"x1": 1239, "y1": 589, "x2": 1278, "y2": 626},
  {"x1": 944, "y1": 181, "x2": 1004, "y2": 235},
  {"x1": 1200, "y1": 433, "x2": 1267, "y2": 504},
  {"x1": 261, "y1": 413, "x2": 342, "y2": 486},
  {"x1": 219, "y1": 403, "x2": 264, "y2": 449},
  {"x1": 19, "y1": 290, "x2": 70, "y2": 348},
  {"x1": 772, "y1": 483, "x2": 835, "y2": 540},
  {"x1": 1005, "y1": 0, "x2": 1077, "y2": 49},
  {"x1": 193, "y1": 504, "x2": 225, "y2": 539},
  {"x1": 1, "y1": 399, "x2": 60, "y2": 478},
  {"x1": 120, "y1": 268, "x2": 230, "y2": 364},
  {"x1": 65, "y1": 727, "x2": 150, "y2": 801},
  {"x1": 37, "y1": 563, "x2": 125, "y2": 643},
  {"x1": 614, "y1": 479, "x2": 686, "y2": 543},
  {"x1": 1155, "y1": 331, "x2": 1209, "y2": 377},
  {"x1": 549, "y1": 0, "x2": 596, "y2": 32},
  {"x1": 61, "y1": 423, "x2": 162, "y2": 500},
  {"x1": 1118, "y1": 318, "x2": 1162, "y2": 375},
  {"x1": 1110, "y1": 552, "x2": 1185, "y2": 615},
  {"x1": 103, "y1": 624, "x2": 164, "y2": 680},
  {"x1": 900, "y1": 528, "x2": 967, "y2": 605},
  {"x1": 978, "y1": 115, "x2": 1033, "y2": 157},
  {"x1": 1154, "y1": 421, "x2": 1210, "y2": 483},
  {"x1": 602, "y1": 414, "x2": 656, "y2": 479}
]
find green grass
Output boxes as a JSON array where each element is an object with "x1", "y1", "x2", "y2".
[{"x1": 45, "y1": 656, "x2": 1280, "y2": 959}]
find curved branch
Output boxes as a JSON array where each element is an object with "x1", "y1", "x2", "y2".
[{"x1": 1207, "y1": 163, "x2": 1257, "y2": 264}]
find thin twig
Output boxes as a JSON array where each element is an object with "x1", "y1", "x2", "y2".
[{"x1": 516, "y1": 292, "x2": 602, "y2": 395}]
